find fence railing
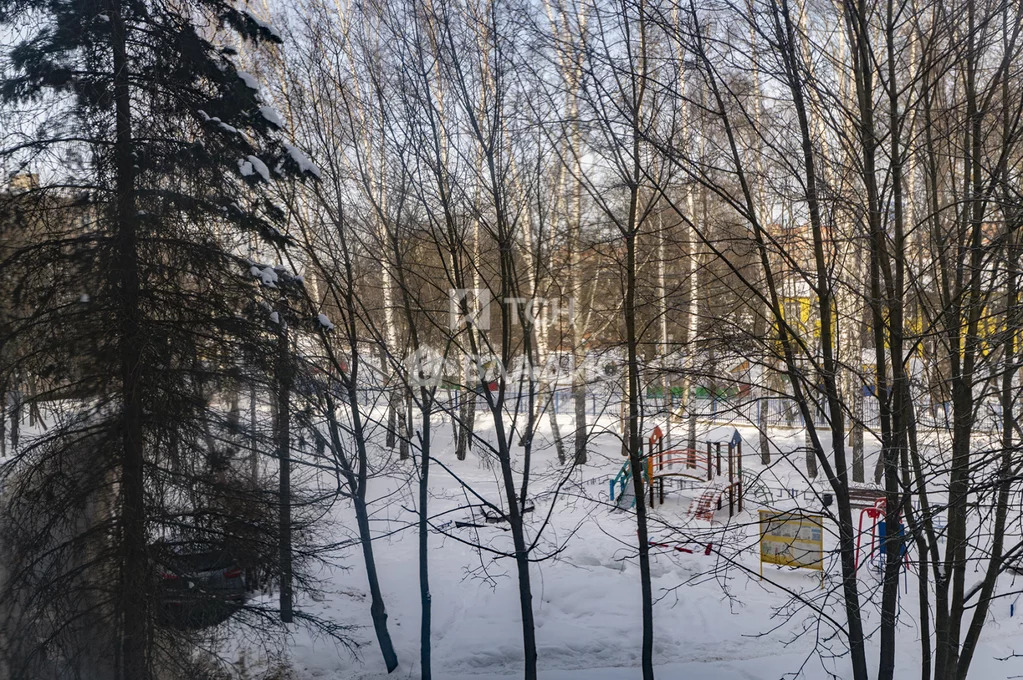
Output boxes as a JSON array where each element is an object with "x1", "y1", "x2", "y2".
[
  {"x1": 682, "y1": 395, "x2": 1002, "y2": 434},
  {"x1": 348, "y1": 386, "x2": 1003, "y2": 433}
]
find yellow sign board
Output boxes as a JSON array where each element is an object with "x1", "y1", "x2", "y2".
[{"x1": 759, "y1": 510, "x2": 824, "y2": 573}]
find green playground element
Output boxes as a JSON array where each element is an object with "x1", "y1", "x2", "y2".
[
  {"x1": 693, "y1": 385, "x2": 741, "y2": 399},
  {"x1": 609, "y1": 459, "x2": 641, "y2": 507}
]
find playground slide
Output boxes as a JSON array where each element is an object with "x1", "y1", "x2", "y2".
[
  {"x1": 609, "y1": 460, "x2": 637, "y2": 509},
  {"x1": 689, "y1": 483, "x2": 727, "y2": 521},
  {"x1": 615, "y1": 484, "x2": 635, "y2": 509}
]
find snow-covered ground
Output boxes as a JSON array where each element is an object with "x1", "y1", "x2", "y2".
[
  {"x1": 246, "y1": 414, "x2": 1023, "y2": 680},
  {"x1": 6, "y1": 404, "x2": 1021, "y2": 678}
]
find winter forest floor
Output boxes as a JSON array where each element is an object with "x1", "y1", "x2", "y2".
[{"x1": 11, "y1": 408, "x2": 1023, "y2": 679}]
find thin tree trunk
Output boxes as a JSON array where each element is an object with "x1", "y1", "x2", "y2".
[
  {"x1": 754, "y1": 362, "x2": 771, "y2": 464},
  {"x1": 573, "y1": 364, "x2": 588, "y2": 464},
  {"x1": 457, "y1": 362, "x2": 475, "y2": 461},
  {"x1": 850, "y1": 251, "x2": 865, "y2": 484},
  {"x1": 250, "y1": 381, "x2": 259, "y2": 484},
  {"x1": 544, "y1": 0, "x2": 589, "y2": 465},
  {"x1": 386, "y1": 383, "x2": 397, "y2": 449},
  {"x1": 626, "y1": 228, "x2": 655, "y2": 680},
  {"x1": 547, "y1": 388, "x2": 566, "y2": 464},
  {"x1": 0, "y1": 381, "x2": 7, "y2": 458},
  {"x1": 328, "y1": 230, "x2": 401, "y2": 672},
  {"x1": 746, "y1": 14, "x2": 771, "y2": 467},
  {"x1": 277, "y1": 318, "x2": 293, "y2": 623},
  {"x1": 569, "y1": 100, "x2": 588, "y2": 465},
  {"x1": 419, "y1": 411, "x2": 432, "y2": 680},
  {"x1": 325, "y1": 397, "x2": 399, "y2": 672},
  {"x1": 111, "y1": 1, "x2": 148, "y2": 676},
  {"x1": 851, "y1": 379, "x2": 864, "y2": 482},
  {"x1": 6, "y1": 387, "x2": 17, "y2": 453}
]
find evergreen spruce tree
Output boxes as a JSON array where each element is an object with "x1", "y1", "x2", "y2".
[{"x1": 0, "y1": 1, "x2": 322, "y2": 677}]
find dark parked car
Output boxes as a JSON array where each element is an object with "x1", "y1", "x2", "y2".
[{"x1": 155, "y1": 547, "x2": 247, "y2": 629}]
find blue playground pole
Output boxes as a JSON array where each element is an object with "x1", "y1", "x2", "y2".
[{"x1": 877, "y1": 520, "x2": 907, "y2": 562}]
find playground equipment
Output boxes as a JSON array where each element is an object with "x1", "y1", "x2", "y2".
[
  {"x1": 690, "y1": 483, "x2": 732, "y2": 520},
  {"x1": 740, "y1": 469, "x2": 774, "y2": 506},
  {"x1": 647, "y1": 426, "x2": 744, "y2": 518},
  {"x1": 855, "y1": 497, "x2": 909, "y2": 571},
  {"x1": 649, "y1": 538, "x2": 714, "y2": 555},
  {"x1": 610, "y1": 425, "x2": 745, "y2": 519},
  {"x1": 608, "y1": 460, "x2": 638, "y2": 508}
]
